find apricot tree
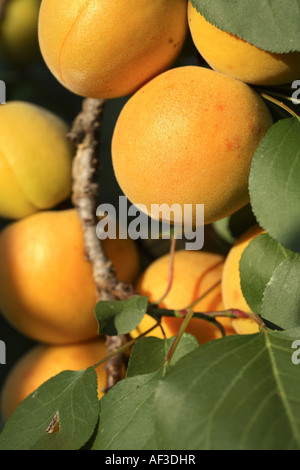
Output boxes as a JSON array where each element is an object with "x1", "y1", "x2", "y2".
[{"x1": 0, "y1": 0, "x2": 300, "y2": 452}]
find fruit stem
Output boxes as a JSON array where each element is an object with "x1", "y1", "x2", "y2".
[
  {"x1": 148, "y1": 305, "x2": 267, "y2": 332},
  {"x1": 205, "y1": 308, "x2": 267, "y2": 332},
  {"x1": 92, "y1": 323, "x2": 161, "y2": 370},
  {"x1": 159, "y1": 305, "x2": 268, "y2": 368},
  {"x1": 149, "y1": 305, "x2": 227, "y2": 337},
  {"x1": 187, "y1": 279, "x2": 221, "y2": 310},
  {"x1": 259, "y1": 91, "x2": 300, "y2": 120},
  {"x1": 152, "y1": 236, "x2": 177, "y2": 306},
  {"x1": 263, "y1": 90, "x2": 300, "y2": 106},
  {"x1": 162, "y1": 308, "x2": 195, "y2": 367}
]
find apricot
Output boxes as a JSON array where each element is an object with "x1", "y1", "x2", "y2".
[
  {"x1": 221, "y1": 224, "x2": 264, "y2": 335},
  {"x1": 0, "y1": 337, "x2": 118, "y2": 422},
  {"x1": 0, "y1": 101, "x2": 74, "y2": 220},
  {"x1": 0, "y1": 0, "x2": 40, "y2": 65},
  {"x1": 0, "y1": 209, "x2": 140, "y2": 344},
  {"x1": 188, "y1": 4, "x2": 300, "y2": 86},
  {"x1": 131, "y1": 249, "x2": 236, "y2": 345},
  {"x1": 38, "y1": 0, "x2": 188, "y2": 99},
  {"x1": 112, "y1": 66, "x2": 273, "y2": 226}
]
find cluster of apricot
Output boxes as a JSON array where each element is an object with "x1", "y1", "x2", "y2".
[
  {"x1": 0, "y1": 106, "x2": 141, "y2": 421},
  {"x1": 1, "y1": 0, "x2": 298, "y2": 423}
]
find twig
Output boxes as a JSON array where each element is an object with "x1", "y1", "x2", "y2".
[
  {"x1": 152, "y1": 237, "x2": 177, "y2": 306},
  {"x1": 93, "y1": 323, "x2": 161, "y2": 371},
  {"x1": 148, "y1": 305, "x2": 267, "y2": 332},
  {"x1": 162, "y1": 309, "x2": 195, "y2": 367},
  {"x1": 69, "y1": 97, "x2": 135, "y2": 391},
  {"x1": 260, "y1": 92, "x2": 299, "y2": 120}
]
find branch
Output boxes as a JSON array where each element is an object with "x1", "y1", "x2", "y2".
[
  {"x1": 148, "y1": 305, "x2": 267, "y2": 332},
  {"x1": 69, "y1": 97, "x2": 135, "y2": 390},
  {"x1": 69, "y1": 98, "x2": 135, "y2": 301}
]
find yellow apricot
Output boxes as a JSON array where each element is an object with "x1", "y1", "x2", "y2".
[
  {"x1": 230, "y1": 318, "x2": 261, "y2": 336},
  {"x1": 0, "y1": 209, "x2": 140, "y2": 344},
  {"x1": 112, "y1": 66, "x2": 273, "y2": 226},
  {"x1": 221, "y1": 224, "x2": 264, "y2": 335},
  {"x1": 38, "y1": 0, "x2": 188, "y2": 99},
  {"x1": 0, "y1": 101, "x2": 74, "y2": 220},
  {"x1": 188, "y1": 4, "x2": 300, "y2": 86},
  {"x1": 0, "y1": 338, "x2": 118, "y2": 422},
  {"x1": 131, "y1": 249, "x2": 236, "y2": 345},
  {"x1": 0, "y1": 0, "x2": 40, "y2": 65}
]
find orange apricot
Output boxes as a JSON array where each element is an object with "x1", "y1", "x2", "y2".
[
  {"x1": 112, "y1": 66, "x2": 273, "y2": 226},
  {"x1": 0, "y1": 337, "x2": 118, "y2": 422},
  {"x1": 0, "y1": 209, "x2": 140, "y2": 344},
  {"x1": 188, "y1": 4, "x2": 300, "y2": 86},
  {"x1": 131, "y1": 249, "x2": 236, "y2": 345},
  {"x1": 221, "y1": 224, "x2": 265, "y2": 334},
  {"x1": 38, "y1": 0, "x2": 188, "y2": 99}
]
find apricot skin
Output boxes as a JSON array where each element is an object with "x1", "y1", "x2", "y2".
[
  {"x1": 0, "y1": 338, "x2": 118, "y2": 422},
  {"x1": 0, "y1": 0, "x2": 40, "y2": 65},
  {"x1": 131, "y1": 249, "x2": 236, "y2": 345},
  {"x1": 221, "y1": 224, "x2": 264, "y2": 334},
  {"x1": 0, "y1": 101, "x2": 74, "y2": 220},
  {"x1": 112, "y1": 66, "x2": 273, "y2": 225},
  {"x1": 188, "y1": 4, "x2": 300, "y2": 86},
  {"x1": 38, "y1": 0, "x2": 188, "y2": 99},
  {"x1": 0, "y1": 209, "x2": 140, "y2": 344}
]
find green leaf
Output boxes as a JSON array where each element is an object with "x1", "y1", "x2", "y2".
[
  {"x1": 92, "y1": 372, "x2": 162, "y2": 450},
  {"x1": 279, "y1": 327, "x2": 300, "y2": 339},
  {"x1": 249, "y1": 118, "x2": 300, "y2": 254},
  {"x1": 154, "y1": 332, "x2": 300, "y2": 450},
  {"x1": 0, "y1": 368, "x2": 99, "y2": 450},
  {"x1": 91, "y1": 335, "x2": 199, "y2": 450},
  {"x1": 95, "y1": 296, "x2": 149, "y2": 336},
  {"x1": 240, "y1": 233, "x2": 294, "y2": 315},
  {"x1": 191, "y1": 0, "x2": 300, "y2": 53},
  {"x1": 126, "y1": 334, "x2": 199, "y2": 378},
  {"x1": 261, "y1": 256, "x2": 300, "y2": 330}
]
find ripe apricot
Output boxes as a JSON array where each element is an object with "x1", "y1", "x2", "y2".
[
  {"x1": 112, "y1": 66, "x2": 273, "y2": 226},
  {"x1": 221, "y1": 224, "x2": 264, "y2": 335},
  {"x1": 0, "y1": 209, "x2": 140, "y2": 344},
  {"x1": 188, "y1": 4, "x2": 300, "y2": 86},
  {"x1": 131, "y1": 249, "x2": 236, "y2": 345},
  {"x1": 38, "y1": 0, "x2": 188, "y2": 99},
  {"x1": 0, "y1": 101, "x2": 74, "y2": 220},
  {"x1": 0, "y1": 337, "x2": 118, "y2": 422},
  {"x1": 0, "y1": 0, "x2": 40, "y2": 65}
]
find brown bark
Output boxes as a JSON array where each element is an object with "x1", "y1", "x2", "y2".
[{"x1": 69, "y1": 97, "x2": 135, "y2": 390}]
